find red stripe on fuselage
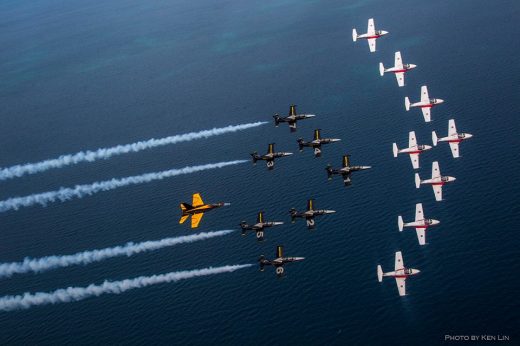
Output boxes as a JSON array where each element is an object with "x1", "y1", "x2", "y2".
[
  {"x1": 420, "y1": 104, "x2": 434, "y2": 108},
  {"x1": 365, "y1": 35, "x2": 381, "y2": 39}
]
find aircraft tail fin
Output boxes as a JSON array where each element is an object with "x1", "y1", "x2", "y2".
[
  {"x1": 251, "y1": 152, "x2": 258, "y2": 164},
  {"x1": 377, "y1": 265, "x2": 383, "y2": 282},
  {"x1": 258, "y1": 255, "x2": 265, "y2": 271},
  {"x1": 297, "y1": 138, "x2": 304, "y2": 152},
  {"x1": 415, "y1": 173, "x2": 421, "y2": 189},
  {"x1": 326, "y1": 164, "x2": 333, "y2": 180},
  {"x1": 379, "y1": 62, "x2": 385, "y2": 76},
  {"x1": 289, "y1": 105, "x2": 297, "y2": 116},
  {"x1": 398, "y1": 215, "x2": 404, "y2": 232},
  {"x1": 392, "y1": 143, "x2": 398, "y2": 158},
  {"x1": 432, "y1": 131, "x2": 438, "y2": 146},
  {"x1": 352, "y1": 28, "x2": 358, "y2": 42},
  {"x1": 273, "y1": 114, "x2": 281, "y2": 127},
  {"x1": 289, "y1": 208, "x2": 297, "y2": 223},
  {"x1": 405, "y1": 97, "x2": 411, "y2": 111},
  {"x1": 179, "y1": 214, "x2": 190, "y2": 224},
  {"x1": 180, "y1": 203, "x2": 193, "y2": 212}
]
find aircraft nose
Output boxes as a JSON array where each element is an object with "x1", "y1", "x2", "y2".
[
  {"x1": 382, "y1": 30, "x2": 389, "y2": 35},
  {"x1": 424, "y1": 145, "x2": 433, "y2": 150},
  {"x1": 437, "y1": 99, "x2": 445, "y2": 104},
  {"x1": 465, "y1": 133, "x2": 473, "y2": 139},
  {"x1": 409, "y1": 64, "x2": 417, "y2": 69}
]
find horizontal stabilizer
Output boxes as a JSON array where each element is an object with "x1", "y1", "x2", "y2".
[
  {"x1": 392, "y1": 143, "x2": 398, "y2": 158},
  {"x1": 352, "y1": 28, "x2": 358, "y2": 42},
  {"x1": 398, "y1": 215, "x2": 404, "y2": 232},
  {"x1": 432, "y1": 131, "x2": 438, "y2": 146},
  {"x1": 379, "y1": 63, "x2": 385, "y2": 76},
  {"x1": 377, "y1": 265, "x2": 383, "y2": 282},
  {"x1": 405, "y1": 97, "x2": 411, "y2": 111},
  {"x1": 415, "y1": 173, "x2": 421, "y2": 189}
]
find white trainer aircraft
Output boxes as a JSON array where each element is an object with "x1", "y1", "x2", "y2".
[
  {"x1": 415, "y1": 161, "x2": 456, "y2": 201},
  {"x1": 405, "y1": 86, "x2": 444, "y2": 122},
  {"x1": 393, "y1": 131, "x2": 432, "y2": 169},
  {"x1": 398, "y1": 203, "x2": 440, "y2": 245},
  {"x1": 432, "y1": 119, "x2": 473, "y2": 158},
  {"x1": 352, "y1": 18, "x2": 389, "y2": 53},
  {"x1": 377, "y1": 251, "x2": 420, "y2": 296},
  {"x1": 379, "y1": 51, "x2": 416, "y2": 87}
]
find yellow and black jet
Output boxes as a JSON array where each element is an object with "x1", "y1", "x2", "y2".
[
  {"x1": 259, "y1": 246, "x2": 305, "y2": 277},
  {"x1": 273, "y1": 105, "x2": 316, "y2": 132},
  {"x1": 326, "y1": 154, "x2": 371, "y2": 187},
  {"x1": 251, "y1": 143, "x2": 293, "y2": 170},
  {"x1": 179, "y1": 193, "x2": 229, "y2": 228},
  {"x1": 297, "y1": 129, "x2": 341, "y2": 157},
  {"x1": 289, "y1": 199, "x2": 336, "y2": 229}
]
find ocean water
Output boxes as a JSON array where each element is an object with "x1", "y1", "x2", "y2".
[{"x1": 0, "y1": 0, "x2": 519, "y2": 344}]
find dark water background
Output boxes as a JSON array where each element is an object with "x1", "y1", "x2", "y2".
[{"x1": 0, "y1": 0, "x2": 519, "y2": 344}]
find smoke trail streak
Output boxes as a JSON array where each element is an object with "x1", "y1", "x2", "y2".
[
  {"x1": 0, "y1": 264, "x2": 252, "y2": 311},
  {"x1": 0, "y1": 122, "x2": 266, "y2": 181},
  {"x1": 0, "y1": 160, "x2": 246, "y2": 213},
  {"x1": 0, "y1": 230, "x2": 234, "y2": 279}
]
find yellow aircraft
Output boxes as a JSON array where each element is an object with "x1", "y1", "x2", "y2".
[{"x1": 179, "y1": 193, "x2": 229, "y2": 228}]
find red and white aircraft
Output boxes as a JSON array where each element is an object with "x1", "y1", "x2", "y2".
[
  {"x1": 432, "y1": 119, "x2": 473, "y2": 158},
  {"x1": 398, "y1": 203, "x2": 440, "y2": 246},
  {"x1": 415, "y1": 161, "x2": 456, "y2": 201},
  {"x1": 405, "y1": 86, "x2": 444, "y2": 122},
  {"x1": 352, "y1": 18, "x2": 389, "y2": 53},
  {"x1": 393, "y1": 131, "x2": 432, "y2": 169},
  {"x1": 379, "y1": 51, "x2": 416, "y2": 87},
  {"x1": 377, "y1": 251, "x2": 420, "y2": 296}
]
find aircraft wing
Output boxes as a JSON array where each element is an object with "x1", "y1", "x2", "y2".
[
  {"x1": 395, "y1": 72, "x2": 405, "y2": 87},
  {"x1": 416, "y1": 228, "x2": 426, "y2": 245},
  {"x1": 433, "y1": 184, "x2": 443, "y2": 201},
  {"x1": 342, "y1": 172, "x2": 352, "y2": 186},
  {"x1": 432, "y1": 161, "x2": 441, "y2": 178},
  {"x1": 192, "y1": 193, "x2": 204, "y2": 207},
  {"x1": 367, "y1": 18, "x2": 375, "y2": 35},
  {"x1": 421, "y1": 107, "x2": 431, "y2": 122},
  {"x1": 420, "y1": 85, "x2": 429, "y2": 103},
  {"x1": 191, "y1": 213, "x2": 204, "y2": 228},
  {"x1": 409, "y1": 131, "x2": 417, "y2": 148},
  {"x1": 410, "y1": 153, "x2": 419, "y2": 169},
  {"x1": 314, "y1": 129, "x2": 321, "y2": 141},
  {"x1": 448, "y1": 119, "x2": 457, "y2": 136},
  {"x1": 449, "y1": 141, "x2": 460, "y2": 158},
  {"x1": 415, "y1": 203, "x2": 424, "y2": 222},
  {"x1": 276, "y1": 245, "x2": 284, "y2": 259},
  {"x1": 394, "y1": 51, "x2": 403, "y2": 69},
  {"x1": 395, "y1": 251, "x2": 404, "y2": 271},
  {"x1": 395, "y1": 277, "x2": 406, "y2": 296},
  {"x1": 368, "y1": 38, "x2": 376, "y2": 52}
]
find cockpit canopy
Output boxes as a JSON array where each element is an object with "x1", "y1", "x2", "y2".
[
  {"x1": 441, "y1": 176, "x2": 450, "y2": 182},
  {"x1": 404, "y1": 64, "x2": 411, "y2": 69},
  {"x1": 376, "y1": 30, "x2": 383, "y2": 35},
  {"x1": 418, "y1": 145, "x2": 426, "y2": 150},
  {"x1": 404, "y1": 268, "x2": 413, "y2": 275}
]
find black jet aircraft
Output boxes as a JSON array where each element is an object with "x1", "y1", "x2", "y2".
[
  {"x1": 290, "y1": 199, "x2": 336, "y2": 229},
  {"x1": 326, "y1": 154, "x2": 371, "y2": 186},
  {"x1": 259, "y1": 246, "x2": 305, "y2": 277},
  {"x1": 240, "y1": 211, "x2": 284, "y2": 241},
  {"x1": 251, "y1": 143, "x2": 292, "y2": 170},
  {"x1": 273, "y1": 105, "x2": 316, "y2": 132},
  {"x1": 297, "y1": 129, "x2": 341, "y2": 157},
  {"x1": 179, "y1": 193, "x2": 229, "y2": 228}
]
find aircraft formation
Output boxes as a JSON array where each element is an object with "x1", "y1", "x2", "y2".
[
  {"x1": 180, "y1": 100, "x2": 373, "y2": 276},
  {"x1": 353, "y1": 18, "x2": 473, "y2": 296},
  {"x1": 176, "y1": 18, "x2": 473, "y2": 282}
]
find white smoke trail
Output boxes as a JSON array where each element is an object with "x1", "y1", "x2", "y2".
[
  {"x1": 0, "y1": 160, "x2": 246, "y2": 213},
  {"x1": 0, "y1": 264, "x2": 252, "y2": 311},
  {"x1": 0, "y1": 230, "x2": 234, "y2": 279},
  {"x1": 0, "y1": 122, "x2": 266, "y2": 181}
]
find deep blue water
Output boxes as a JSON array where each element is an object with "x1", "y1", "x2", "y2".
[{"x1": 0, "y1": 0, "x2": 519, "y2": 344}]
